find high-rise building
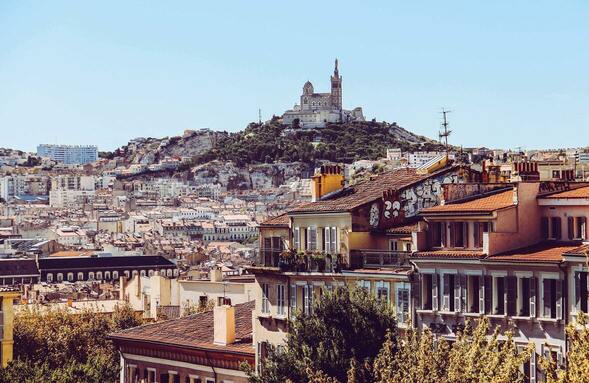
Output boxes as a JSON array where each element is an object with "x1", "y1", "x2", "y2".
[{"x1": 37, "y1": 144, "x2": 98, "y2": 165}]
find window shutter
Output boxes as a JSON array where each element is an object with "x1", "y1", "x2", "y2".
[
  {"x1": 543, "y1": 279, "x2": 551, "y2": 318},
  {"x1": 575, "y1": 272, "x2": 581, "y2": 313},
  {"x1": 541, "y1": 217, "x2": 549, "y2": 239},
  {"x1": 331, "y1": 227, "x2": 337, "y2": 253},
  {"x1": 454, "y1": 275, "x2": 461, "y2": 312},
  {"x1": 432, "y1": 274, "x2": 439, "y2": 311},
  {"x1": 556, "y1": 279, "x2": 563, "y2": 320},
  {"x1": 324, "y1": 227, "x2": 330, "y2": 253},
  {"x1": 479, "y1": 275, "x2": 485, "y2": 314},
  {"x1": 506, "y1": 276, "x2": 517, "y2": 316},
  {"x1": 581, "y1": 217, "x2": 587, "y2": 240},
  {"x1": 412, "y1": 276, "x2": 421, "y2": 311},
  {"x1": 568, "y1": 217, "x2": 574, "y2": 240},
  {"x1": 529, "y1": 350, "x2": 537, "y2": 383},
  {"x1": 293, "y1": 228, "x2": 300, "y2": 250},
  {"x1": 484, "y1": 275, "x2": 493, "y2": 315},
  {"x1": 530, "y1": 277, "x2": 536, "y2": 318},
  {"x1": 460, "y1": 274, "x2": 467, "y2": 312},
  {"x1": 443, "y1": 274, "x2": 450, "y2": 311}
]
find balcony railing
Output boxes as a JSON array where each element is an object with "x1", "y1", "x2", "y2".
[
  {"x1": 350, "y1": 249, "x2": 410, "y2": 268},
  {"x1": 259, "y1": 249, "x2": 346, "y2": 273}
]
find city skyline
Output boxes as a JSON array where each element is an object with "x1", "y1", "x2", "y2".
[{"x1": 2, "y1": 1, "x2": 589, "y2": 152}]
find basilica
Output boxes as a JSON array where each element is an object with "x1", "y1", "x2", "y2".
[{"x1": 282, "y1": 59, "x2": 364, "y2": 128}]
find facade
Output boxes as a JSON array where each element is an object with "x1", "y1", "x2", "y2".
[
  {"x1": 0, "y1": 287, "x2": 20, "y2": 367},
  {"x1": 37, "y1": 144, "x2": 98, "y2": 165},
  {"x1": 282, "y1": 60, "x2": 364, "y2": 128},
  {"x1": 37, "y1": 255, "x2": 178, "y2": 283},
  {"x1": 249, "y1": 161, "x2": 477, "y2": 370},
  {"x1": 110, "y1": 301, "x2": 255, "y2": 383}
]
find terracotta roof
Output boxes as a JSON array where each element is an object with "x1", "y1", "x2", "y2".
[
  {"x1": 412, "y1": 249, "x2": 485, "y2": 260},
  {"x1": 110, "y1": 301, "x2": 254, "y2": 354},
  {"x1": 563, "y1": 243, "x2": 589, "y2": 256},
  {"x1": 290, "y1": 167, "x2": 451, "y2": 214},
  {"x1": 260, "y1": 213, "x2": 290, "y2": 227},
  {"x1": 542, "y1": 186, "x2": 589, "y2": 199},
  {"x1": 422, "y1": 189, "x2": 514, "y2": 214},
  {"x1": 487, "y1": 241, "x2": 582, "y2": 263},
  {"x1": 386, "y1": 222, "x2": 418, "y2": 235}
]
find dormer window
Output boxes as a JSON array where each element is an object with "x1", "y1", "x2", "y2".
[{"x1": 450, "y1": 222, "x2": 468, "y2": 248}]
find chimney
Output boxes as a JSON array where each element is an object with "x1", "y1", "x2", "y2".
[
  {"x1": 311, "y1": 165, "x2": 344, "y2": 202},
  {"x1": 210, "y1": 267, "x2": 223, "y2": 282},
  {"x1": 213, "y1": 305, "x2": 236, "y2": 346}
]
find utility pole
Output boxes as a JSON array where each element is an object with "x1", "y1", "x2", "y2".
[
  {"x1": 439, "y1": 108, "x2": 452, "y2": 154},
  {"x1": 258, "y1": 108, "x2": 262, "y2": 124}
]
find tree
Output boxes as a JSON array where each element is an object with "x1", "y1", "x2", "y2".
[
  {"x1": 245, "y1": 286, "x2": 397, "y2": 383},
  {"x1": 540, "y1": 313, "x2": 589, "y2": 383},
  {"x1": 0, "y1": 303, "x2": 143, "y2": 383},
  {"x1": 372, "y1": 317, "x2": 532, "y2": 383}
]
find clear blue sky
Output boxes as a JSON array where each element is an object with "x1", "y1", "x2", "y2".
[{"x1": 2, "y1": 1, "x2": 589, "y2": 152}]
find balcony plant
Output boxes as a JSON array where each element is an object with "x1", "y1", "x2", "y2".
[
  {"x1": 278, "y1": 249, "x2": 296, "y2": 271},
  {"x1": 311, "y1": 251, "x2": 327, "y2": 272},
  {"x1": 295, "y1": 251, "x2": 307, "y2": 272}
]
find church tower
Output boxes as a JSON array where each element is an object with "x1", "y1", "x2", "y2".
[{"x1": 330, "y1": 58, "x2": 342, "y2": 110}]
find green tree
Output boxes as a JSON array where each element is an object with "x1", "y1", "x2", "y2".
[{"x1": 245, "y1": 286, "x2": 397, "y2": 383}]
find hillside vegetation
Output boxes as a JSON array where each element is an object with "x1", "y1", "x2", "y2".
[{"x1": 195, "y1": 118, "x2": 443, "y2": 166}]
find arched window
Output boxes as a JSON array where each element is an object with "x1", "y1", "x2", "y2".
[
  {"x1": 173, "y1": 269, "x2": 178, "y2": 277},
  {"x1": 132, "y1": 270, "x2": 139, "y2": 277},
  {"x1": 47, "y1": 273, "x2": 53, "y2": 283},
  {"x1": 148, "y1": 270, "x2": 154, "y2": 277},
  {"x1": 166, "y1": 269, "x2": 173, "y2": 277},
  {"x1": 140, "y1": 270, "x2": 146, "y2": 277},
  {"x1": 77, "y1": 272, "x2": 84, "y2": 281},
  {"x1": 67, "y1": 273, "x2": 74, "y2": 282},
  {"x1": 104, "y1": 271, "x2": 111, "y2": 280},
  {"x1": 96, "y1": 271, "x2": 103, "y2": 281},
  {"x1": 88, "y1": 272, "x2": 95, "y2": 280},
  {"x1": 113, "y1": 271, "x2": 119, "y2": 280},
  {"x1": 56, "y1": 273, "x2": 63, "y2": 282},
  {"x1": 124, "y1": 271, "x2": 130, "y2": 279}
]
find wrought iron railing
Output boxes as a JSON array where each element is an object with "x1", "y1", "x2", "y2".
[{"x1": 349, "y1": 249, "x2": 410, "y2": 268}]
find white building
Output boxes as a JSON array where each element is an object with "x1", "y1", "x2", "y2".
[
  {"x1": 37, "y1": 144, "x2": 98, "y2": 165},
  {"x1": 49, "y1": 189, "x2": 95, "y2": 208}
]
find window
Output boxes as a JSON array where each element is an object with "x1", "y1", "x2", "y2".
[
  {"x1": 376, "y1": 281, "x2": 390, "y2": 304},
  {"x1": 146, "y1": 369, "x2": 156, "y2": 383},
  {"x1": 113, "y1": 271, "x2": 119, "y2": 280},
  {"x1": 395, "y1": 282, "x2": 410, "y2": 323},
  {"x1": 473, "y1": 222, "x2": 488, "y2": 248},
  {"x1": 261, "y1": 283, "x2": 270, "y2": 314},
  {"x1": 126, "y1": 364, "x2": 138, "y2": 383},
  {"x1": 442, "y1": 274, "x2": 457, "y2": 312},
  {"x1": 88, "y1": 272, "x2": 95, "y2": 280},
  {"x1": 293, "y1": 228, "x2": 300, "y2": 250},
  {"x1": 257, "y1": 341, "x2": 268, "y2": 374},
  {"x1": 569, "y1": 217, "x2": 587, "y2": 240},
  {"x1": 67, "y1": 273, "x2": 74, "y2": 282},
  {"x1": 542, "y1": 278, "x2": 562, "y2": 319},
  {"x1": 421, "y1": 274, "x2": 434, "y2": 310},
  {"x1": 357, "y1": 280, "x2": 371, "y2": 292},
  {"x1": 303, "y1": 284, "x2": 313, "y2": 315},
  {"x1": 290, "y1": 284, "x2": 297, "y2": 314},
  {"x1": 277, "y1": 284, "x2": 285, "y2": 316},
  {"x1": 324, "y1": 227, "x2": 338, "y2": 253},
  {"x1": 96, "y1": 271, "x2": 103, "y2": 280},
  {"x1": 148, "y1": 270, "x2": 154, "y2": 277},
  {"x1": 541, "y1": 217, "x2": 549, "y2": 239},
  {"x1": 140, "y1": 270, "x2": 146, "y2": 277},
  {"x1": 56, "y1": 273, "x2": 63, "y2": 282},
  {"x1": 494, "y1": 276, "x2": 505, "y2": 315},
  {"x1": 575, "y1": 271, "x2": 588, "y2": 313},
  {"x1": 47, "y1": 273, "x2": 53, "y2": 283},
  {"x1": 307, "y1": 227, "x2": 317, "y2": 251},
  {"x1": 466, "y1": 275, "x2": 481, "y2": 313},
  {"x1": 77, "y1": 272, "x2": 84, "y2": 281},
  {"x1": 549, "y1": 217, "x2": 562, "y2": 240},
  {"x1": 517, "y1": 277, "x2": 536, "y2": 317},
  {"x1": 450, "y1": 222, "x2": 467, "y2": 248},
  {"x1": 430, "y1": 222, "x2": 444, "y2": 247}
]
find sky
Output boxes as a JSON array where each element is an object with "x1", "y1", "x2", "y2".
[{"x1": 1, "y1": 1, "x2": 589, "y2": 152}]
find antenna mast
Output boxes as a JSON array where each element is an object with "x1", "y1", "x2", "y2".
[
  {"x1": 439, "y1": 108, "x2": 452, "y2": 153},
  {"x1": 258, "y1": 108, "x2": 262, "y2": 124}
]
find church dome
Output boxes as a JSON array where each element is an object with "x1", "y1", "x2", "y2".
[{"x1": 303, "y1": 81, "x2": 314, "y2": 95}]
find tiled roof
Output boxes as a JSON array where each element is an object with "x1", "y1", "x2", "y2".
[
  {"x1": 422, "y1": 189, "x2": 514, "y2": 214},
  {"x1": 542, "y1": 186, "x2": 589, "y2": 199},
  {"x1": 0, "y1": 259, "x2": 39, "y2": 276},
  {"x1": 563, "y1": 243, "x2": 589, "y2": 256},
  {"x1": 110, "y1": 301, "x2": 254, "y2": 355},
  {"x1": 386, "y1": 221, "x2": 418, "y2": 235},
  {"x1": 260, "y1": 213, "x2": 290, "y2": 227},
  {"x1": 290, "y1": 167, "x2": 451, "y2": 214},
  {"x1": 412, "y1": 249, "x2": 485, "y2": 260},
  {"x1": 486, "y1": 241, "x2": 582, "y2": 263}
]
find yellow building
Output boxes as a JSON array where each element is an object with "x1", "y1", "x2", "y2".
[
  {"x1": 250, "y1": 164, "x2": 477, "y2": 369},
  {"x1": 0, "y1": 287, "x2": 20, "y2": 367}
]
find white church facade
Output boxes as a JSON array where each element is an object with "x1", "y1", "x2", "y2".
[{"x1": 282, "y1": 59, "x2": 365, "y2": 128}]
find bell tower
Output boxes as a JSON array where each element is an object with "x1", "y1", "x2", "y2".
[{"x1": 330, "y1": 58, "x2": 342, "y2": 110}]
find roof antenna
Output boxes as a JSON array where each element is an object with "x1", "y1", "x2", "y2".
[
  {"x1": 439, "y1": 108, "x2": 452, "y2": 154},
  {"x1": 258, "y1": 108, "x2": 262, "y2": 124}
]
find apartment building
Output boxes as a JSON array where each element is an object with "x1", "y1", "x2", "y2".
[
  {"x1": 37, "y1": 144, "x2": 98, "y2": 165},
  {"x1": 411, "y1": 181, "x2": 589, "y2": 382},
  {"x1": 249, "y1": 161, "x2": 477, "y2": 369}
]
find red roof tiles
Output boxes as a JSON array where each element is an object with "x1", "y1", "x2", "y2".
[
  {"x1": 110, "y1": 301, "x2": 254, "y2": 355},
  {"x1": 412, "y1": 249, "x2": 485, "y2": 260},
  {"x1": 486, "y1": 242, "x2": 582, "y2": 263},
  {"x1": 260, "y1": 213, "x2": 290, "y2": 227},
  {"x1": 422, "y1": 189, "x2": 514, "y2": 214},
  {"x1": 542, "y1": 186, "x2": 589, "y2": 199}
]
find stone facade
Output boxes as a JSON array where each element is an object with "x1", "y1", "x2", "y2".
[{"x1": 282, "y1": 59, "x2": 364, "y2": 128}]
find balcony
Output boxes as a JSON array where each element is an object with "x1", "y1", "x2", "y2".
[
  {"x1": 259, "y1": 249, "x2": 346, "y2": 273},
  {"x1": 350, "y1": 249, "x2": 410, "y2": 268}
]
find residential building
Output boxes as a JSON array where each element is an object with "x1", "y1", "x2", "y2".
[
  {"x1": 37, "y1": 144, "x2": 98, "y2": 165},
  {"x1": 110, "y1": 301, "x2": 255, "y2": 383},
  {"x1": 0, "y1": 287, "x2": 20, "y2": 367}
]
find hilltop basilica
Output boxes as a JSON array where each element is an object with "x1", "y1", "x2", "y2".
[{"x1": 282, "y1": 59, "x2": 364, "y2": 128}]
